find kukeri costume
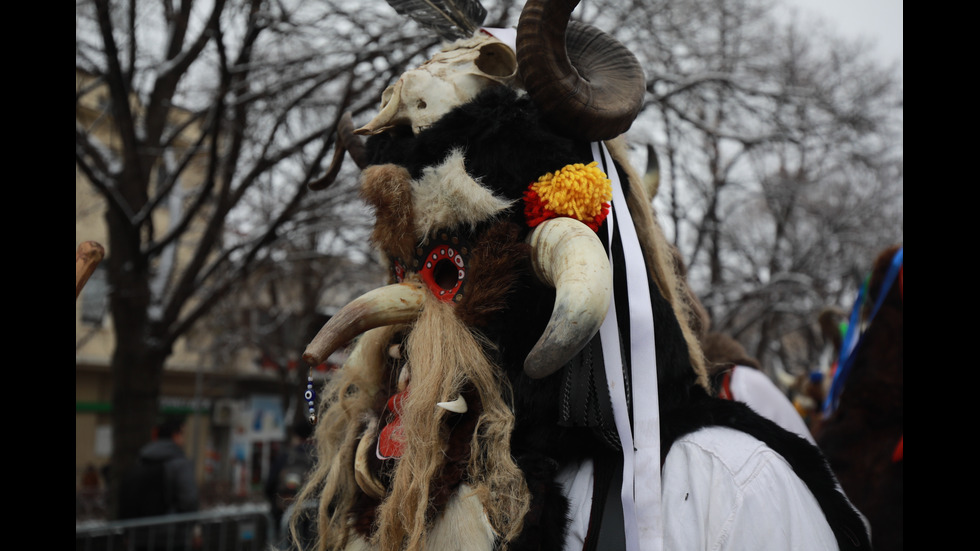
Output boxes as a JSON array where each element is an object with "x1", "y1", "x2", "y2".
[{"x1": 293, "y1": 2, "x2": 871, "y2": 550}]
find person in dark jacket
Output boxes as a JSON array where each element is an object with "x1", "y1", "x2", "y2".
[
  {"x1": 121, "y1": 415, "x2": 200, "y2": 517},
  {"x1": 144, "y1": 416, "x2": 199, "y2": 514}
]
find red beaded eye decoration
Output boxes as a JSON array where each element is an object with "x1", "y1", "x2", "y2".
[
  {"x1": 392, "y1": 259, "x2": 407, "y2": 283},
  {"x1": 417, "y1": 234, "x2": 467, "y2": 303}
]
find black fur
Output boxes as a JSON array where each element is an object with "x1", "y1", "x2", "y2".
[
  {"x1": 366, "y1": 87, "x2": 587, "y2": 205},
  {"x1": 508, "y1": 453, "x2": 571, "y2": 551}
]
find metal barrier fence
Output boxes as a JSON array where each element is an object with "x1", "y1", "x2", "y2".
[{"x1": 75, "y1": 504, "x2": 276, "y2": 551}]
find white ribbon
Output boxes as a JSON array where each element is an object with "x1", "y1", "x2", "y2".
[{"x1": 594, "y1": 142, "x2": 663, "y2": 551}]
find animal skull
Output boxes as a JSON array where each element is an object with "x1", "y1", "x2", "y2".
[{"x1": 357, "y1": 33, "x2": 517, "y2": 136}]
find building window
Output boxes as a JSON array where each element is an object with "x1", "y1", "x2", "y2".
[{"x1": 81, "y1": 265, "x2": 108, "y2": 325}]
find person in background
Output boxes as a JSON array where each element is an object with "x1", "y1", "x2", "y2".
[
  {"x1": 120, "y1": 415, "x2": 200, "y2": 518},
  {"x1": 703, "y1": 332, "x2": 816, "y2": 444},
  {"x1": 77, "y1": 463, "x2": 103, "y2": 517},
  {"x1": 266, "y1": 418, "x2": 315, "y2": 539}
]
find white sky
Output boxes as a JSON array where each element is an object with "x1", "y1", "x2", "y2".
[{"x1": 780, "y1": 0, "x2": 903, "y2": 68}]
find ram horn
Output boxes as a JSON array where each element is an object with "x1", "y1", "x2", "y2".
[
  {"x1": 309, "y1": 112, "x2": 368, "y2": 191},
  {"x1": 303, "y1": 281, "x2": 426, "y2": 366},
  {"x1": 644, "y1": 143, "x2": 660, "y2": 199},
  {"x1": 517, "y1": 0, "x2": 646, "y2": 141},
  {"x1": 524, "y1": 217, "x2": 612, "y2": 379}
]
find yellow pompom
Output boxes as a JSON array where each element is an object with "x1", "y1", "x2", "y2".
[{"x1": 530, "y1": 162, "x2": 612, "y2": 224}]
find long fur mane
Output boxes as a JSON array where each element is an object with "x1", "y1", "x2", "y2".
[{"x1": 295, "y1": 293, "x2": 531, "y2": 551}]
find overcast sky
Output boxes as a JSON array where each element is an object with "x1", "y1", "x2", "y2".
[{"x1": 780, "y1": 0, "x2": 903, "y2": 68}]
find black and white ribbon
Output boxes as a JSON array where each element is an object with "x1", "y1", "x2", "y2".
[{"x1": 593, "y1": 142, "x2": 663, "y2": 551}]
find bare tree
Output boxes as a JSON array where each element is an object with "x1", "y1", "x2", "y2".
[
  {"x1": 586, "y1": 0, "x2": 902, "y2": 376},
  {"x1": 202, "y1": 221, "x2": 388, "y2": 437},
  {"x1": 74, "y1": 0, "x2": 456, "y2": 517},
  {"x1": 691, "y1": 17, "x2": 902, "y2": 376}
]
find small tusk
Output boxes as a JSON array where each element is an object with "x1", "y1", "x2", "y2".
[
  {"x1": 388, "y1": 343, "x2": 402, "y2": 360},
  {"x1": 436, "y1": 395, "x2": 468, "y2": 414},
  {"x1": 397, "y1": 364, "x2": 410, "y2": 392}
]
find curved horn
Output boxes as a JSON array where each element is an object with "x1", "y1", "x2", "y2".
[
  {"x1": 524, "y1": 217, "x2": 612, "y2": 379},
  {"x1": 303, "y1": 281, "x2": 426, "y2": 366},
  {"x1": 773, "y1": 364, "x2": 799, "y2": 393},
  {"x1": 309, "y1": 112, "x2": 368, "y2": 191},
  {"x1": 341, "y1": 112, "x2": 368, "y2": 170},
  {"x1": 517, "y1": 0, "x2": 646, "y2": 141},
  {"x1": 76, "y1": 241, "x2": 105, "y2": 300},
  {"x1": 644, "y1": 143, "x2": 660, "y2": 199},
  {"x1": 354, "y1": 417, "x2": 386, "y2": 499}
]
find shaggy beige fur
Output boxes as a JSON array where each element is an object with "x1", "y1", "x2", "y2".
[
  {"x1": 411, "y1": 149, "x2": 516, "y2": 238},
  {"x1": 293, "y1": 326, "x2": 398, "y2": 551},
  {"x1": 295, "y1": 294, "x2": 529, "y2": 551},
  {"x1": 375, "y1": 294, "x2": 529, "y2": 550},
  {"x1": 338, "y1": 485, "x2": 495, "y2": 551}
]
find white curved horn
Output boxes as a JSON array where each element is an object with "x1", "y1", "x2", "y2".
[
  {"x1": 524, "y1": 217, "x2": 612, "y2": 379},
  {"x1": 303, "y1": 282, "x2": 426, "y2": 367}
]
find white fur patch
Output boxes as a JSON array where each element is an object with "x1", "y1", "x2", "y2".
[
  {"x1": 411, "y1": 149, "x2": 515, "y2": 237},
  {"x1": 343, "y1": 535, "x2": 374, "y2": 551},
  {"x1": 341, "y1": 484, "x2": 495, "y2": 550},
  {"x1": 426, "y1": 484, "x2": 496, "y2": 551}
]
